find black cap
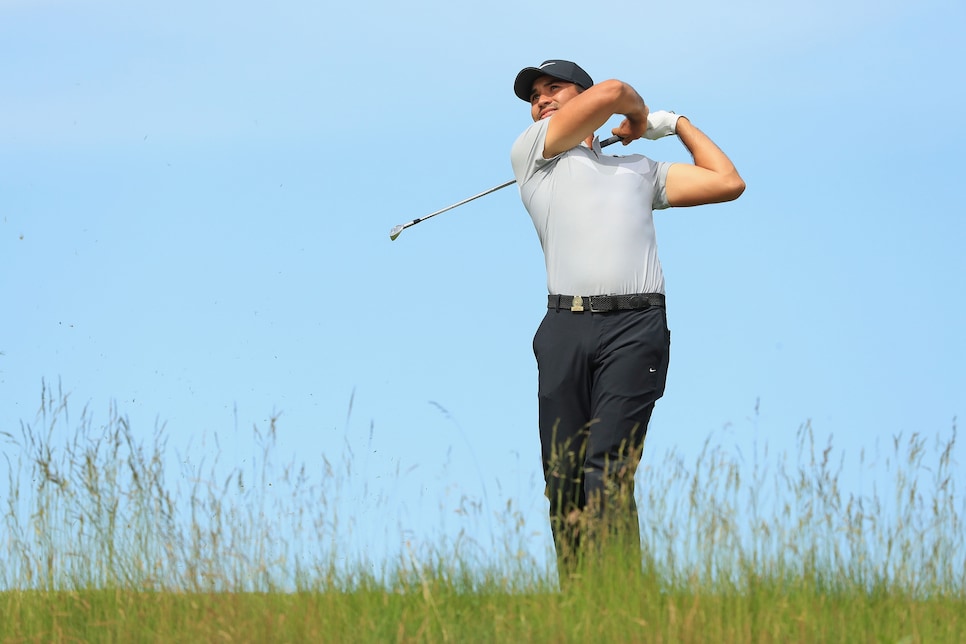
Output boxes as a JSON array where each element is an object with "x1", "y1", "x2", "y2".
[{"x1": 513, "y1": 60, "x2": 594, "y2": 102}]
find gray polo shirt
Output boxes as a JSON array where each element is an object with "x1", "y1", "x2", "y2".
[{"x1": 510, "y1": 118, "x2": 672, "y2": 296}]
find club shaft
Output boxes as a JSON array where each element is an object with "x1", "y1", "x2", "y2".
[
  {"x1": 390, "y1": 134, "x2": 623, "y2": 239},
  {"x1": 414, "y1": 179, "x2": 516, "y2": 224}
]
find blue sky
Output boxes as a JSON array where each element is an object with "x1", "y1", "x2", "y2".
[{"x1": 2, "y1": 0, "x2": 965, "y2": 570}]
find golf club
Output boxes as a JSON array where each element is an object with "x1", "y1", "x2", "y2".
[{"x1": 389, "y1": 134, "x2": 624, "y2": 241}]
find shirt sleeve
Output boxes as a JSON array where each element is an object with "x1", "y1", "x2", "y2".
[
  {"x1": 510, "y1": 119, "x2": 556, "y2": 186},
  {"x1": 651, "y1": 160, "x2": 674, "y2": 211}
]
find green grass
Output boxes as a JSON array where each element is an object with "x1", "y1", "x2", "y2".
[
  {"x1": 3, "y1": 579, "x2": 964, "y2": 641},
  {"x1": 2, "y1": 382, "x2": 964, "y2": 642}
]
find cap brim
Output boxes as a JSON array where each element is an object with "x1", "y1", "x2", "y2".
[{"x1": 513, "y1": 67, "x2": 545, "y2": 102}]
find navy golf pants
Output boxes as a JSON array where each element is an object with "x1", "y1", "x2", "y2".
[{"x1": 532, "y1": 304, "x2": 670, "y2": 566}]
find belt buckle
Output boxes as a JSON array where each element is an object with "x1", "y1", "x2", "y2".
[{"x1": 570, "y1": 295, "x2": 584, "y2": 312}]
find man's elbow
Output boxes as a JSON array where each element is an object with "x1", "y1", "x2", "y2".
[{"x1": 721, "y1": 173, "x2": 746, "y2": 202}]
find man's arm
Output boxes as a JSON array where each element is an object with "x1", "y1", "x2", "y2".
[
  {"x1": 665, "y1": 117, "x2": 745, "y2": 206},
  {"x1": 544, "y1": 80, "x2": 648, "y2": 158}
]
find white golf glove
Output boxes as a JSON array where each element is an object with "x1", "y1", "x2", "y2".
[{"x1": 645, "y1": 111, "x2": 681, "y2": 140}]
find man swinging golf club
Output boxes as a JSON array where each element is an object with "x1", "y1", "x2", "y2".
[{"x1": 510, "y1": 60, "x2": 745, "y2": 574}]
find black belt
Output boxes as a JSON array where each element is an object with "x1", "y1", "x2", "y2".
[{"x1": 548, "y1": 293, "x2": 665, "y2": 312}]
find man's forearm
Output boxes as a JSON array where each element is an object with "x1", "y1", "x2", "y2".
[
  {"x1": 599, "y1": 80, "x2": 648, "y2": 143},
  {"x1": 602, "y1": 79, "x2": 648, "y2": 121},
  {"x1": 675, "y1": 117, "x2": 739, "y2": 176},
  {"x1": 663, "y1": 116, "x2": 746, "y2": 206}
]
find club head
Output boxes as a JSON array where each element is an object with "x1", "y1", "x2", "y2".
[{"x1": 389, "y1": 224, "x2": 404, "y2": 241}]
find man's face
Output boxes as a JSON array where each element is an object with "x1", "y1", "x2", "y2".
[{"x1": 529, "y1": 75, "x2": 581, "y2": 122}]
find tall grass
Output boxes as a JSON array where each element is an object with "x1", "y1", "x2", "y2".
[{"x1": 1, "y1": 381, "x2": 963, "y2": 641}]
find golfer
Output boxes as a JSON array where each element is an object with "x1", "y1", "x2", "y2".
[{"x1": 510, "y1": 60, "x2": 745, "y2": 571}]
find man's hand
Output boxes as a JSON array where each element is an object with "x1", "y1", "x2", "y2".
[
  {"x1": 645, "y1": 110, "x2": 680, "y2": 140},
  {"x1": 611, "y1": 111, "x2": 649, "y2": 145}
]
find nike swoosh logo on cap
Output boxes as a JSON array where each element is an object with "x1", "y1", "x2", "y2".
[{"x1": 539, "y1": 62, "x2": 555, "y2": 68}]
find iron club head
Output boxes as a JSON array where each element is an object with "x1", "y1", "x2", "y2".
[{"x1": 389, "y1": 224, "x2": 405, "y2": 241}]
